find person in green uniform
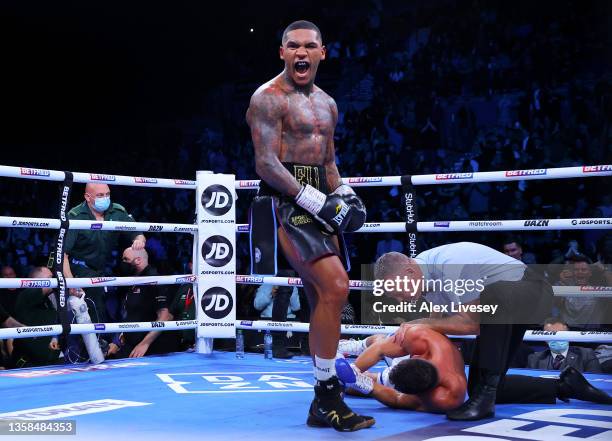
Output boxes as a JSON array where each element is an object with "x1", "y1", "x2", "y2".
[
  {"x1": 1, "y1": 302, "x2": 24, "y2": 368},
  {"x1": 170, "y1": 261, "x2": 195, "y2": 350},
  {"x1": 12, "y1": 267, "x2": 64, "y2": 367},
  {"x1": 62, "y1": 183, "x2": 146, "y2": 324}
]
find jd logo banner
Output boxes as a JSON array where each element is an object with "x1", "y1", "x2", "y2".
[
  {"x1": 201, "y1": 185, "x2": 233, "y2": 215},
  {"x1": 201, "y1": 287, "x2": 233, "y2": 319},
  {"x1": 202, "y1": 235, "x2": 233, "y2": 267}
]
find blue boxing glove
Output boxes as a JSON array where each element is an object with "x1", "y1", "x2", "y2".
[
  {"x1": 332, "y1": 185, "x2": 366, "y2": 232},
  {"x1": 295, "y1": 184, "x2": 352, "y2": 233}
]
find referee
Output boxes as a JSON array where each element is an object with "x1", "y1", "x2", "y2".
[{"x1": 374, "y1": 241, "x2": 553, "y2": 421}]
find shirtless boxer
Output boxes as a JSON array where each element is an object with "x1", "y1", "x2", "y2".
[
  {"x1": 337, "y1": 325, "x2": 466, "y2": 412},
  {"x1": 246, "y1": 20, "x2": 371, "y2": 431},
  {"x1": 336, "y1": 326, "x2": 612, "y2": 412}
]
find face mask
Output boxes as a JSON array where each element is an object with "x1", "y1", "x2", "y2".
[
  {"x1": 548, "y1": 340, "x2": 569, "y2": 354},
  {"x1": 94, "y1": 196, "x2": 111, "y2": 213}
]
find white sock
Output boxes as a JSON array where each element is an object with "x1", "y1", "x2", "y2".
[{"x1": 314, "y1": 355, "x2": 336, "y2": 381}]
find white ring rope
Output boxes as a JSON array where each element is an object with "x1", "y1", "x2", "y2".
[
  {"x1": 238, "y1": 218, "x2": 612, "y2": 233},
  {"x1": 0, "y1": 320, "x2": 610, "y2": 343},
  {"x1": 236, "y1": 321, "x2": 612, "y2": 343},
  {"x1": 236, "y1": 164, "x2": 612, "y2": 189},
  {"x1": 0, "y1": 216, "x2": 196, "y2": 233},
  {"x1": 3, "y1": 215, "x2": 608, "y2": 234},
  {"x1": 2, "y1": 275, "x2": 607, "y2": 297},
  {"x1": 0, "y1": 165, "x2": 196, "y2": 189},
  {"x1": 0, "y1": 274, "x2": 196, "y2": 290},
  {"x1": 1, "y1": 164, "x2": 610, "y2": 189}
]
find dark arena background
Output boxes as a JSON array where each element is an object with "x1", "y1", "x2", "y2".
[{"x1": 0, "y1": 1, "x2": 611, "y2": 440}]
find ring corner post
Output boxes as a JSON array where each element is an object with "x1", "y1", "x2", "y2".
[{"x1": 195, "y1": 171, "x2": 236, "y2": 354}]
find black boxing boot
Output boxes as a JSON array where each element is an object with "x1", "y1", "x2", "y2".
[
  {"x1": 447, "y1": 370, "x2": 499, "y2": 421},
  {"x1": 306, "y1": 377, "x2": 375, "y2": 431},
  {"x1": 558, "y1": 366, "x2": 612, "y2": 404}
]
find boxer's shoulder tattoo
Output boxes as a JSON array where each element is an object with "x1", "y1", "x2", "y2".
[
  {"x1": 248, "y1": 85, "x2": 286, "y2": 159},
  {"x1": 247, "y1": 85, "x2": 301, "y2": 195}
]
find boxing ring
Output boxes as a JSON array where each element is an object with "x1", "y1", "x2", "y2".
[{"x1": 0, "y1": 163, "x2": 611, "y2": 440}]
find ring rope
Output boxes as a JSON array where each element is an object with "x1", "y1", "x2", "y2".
[
  {"x1": 2, "y1": 216, "x2": 609, "y2": 234},
  {"x1": 1, "y1": 164, "x2": 610, "y2": 189},
  {"x1": 0, "y1": 165, "x2": 196, "y2": 189},
  {"x1": 0, "y1": 275, "x2": 607, "y2": 296},
  {"x1": 1, "y1": 320, "x2": 609, "y2": 343},
  {"x1": 0, "y1": 274, "x2": 196, "y2": 289},
  {"x1": 239, "y1": 218, "x2": 612, "y2": 233},
  {"x1": 236, "y1": 164, "x2": 612, "y2": 189},
  {"x1": 0, "y1": 216, "x2": 197, "y2": 233}
]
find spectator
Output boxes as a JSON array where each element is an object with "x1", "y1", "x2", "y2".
[
  {"x1": 0, "y1": 265, "x2": 21, "y2": 321},
  {"x1": 527, "y1": 318, "x2": 601, "y2": 373},
  {"x1": 502, "y1": 236, "x2": 536, "y2": 264},
  {"x1": 11, "y1": 267, "x2": 64, "y2": 368},
  {"x1": 62, "y1": 183, "x2": 146, "y2": 324},
  {"x1": 595, "y1": 345, "x2": 612, "y2": 373},
  {"x1": 115, "y1": 247, "x2": 179, "y2": 358},
  {"x1": 170, "y1": 262, "x2": 195, "y2": 351},
  {"x1": 559, "y1": 255, "x2": 610, "y2": 330},
  {"x1": 0, "y1": 265, "x2": 23, "y2": 362},
  {"x1": 375, "y1": 233, "x2": 403, "y2": 259},
  {"x1": 254, "y1": 284, "x2": 300, "y2": 319},
  {"x1": 0, "y1": 297, "x2": 24, "y2": 369},
  {"x1": 254, "y1": 283, "x2": 300, "y2": 359}
]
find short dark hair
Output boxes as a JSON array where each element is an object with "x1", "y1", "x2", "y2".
[
  {"x1": 389, "y1": 359, "x2": 439, "y2": 394},
  {"x1": 503, "y1": 235, "x2": 522, "y2": 248},
  {"x1": 282, "y1": 20, "x2": 322, "y2": 44},
  {"x1": 543, "y1": 317, "x2": 568, "y2": 328}
]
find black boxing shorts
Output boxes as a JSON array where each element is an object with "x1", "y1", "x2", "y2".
[{"x1": 249, "y1": 162, "x2": 350, "y2": 276}]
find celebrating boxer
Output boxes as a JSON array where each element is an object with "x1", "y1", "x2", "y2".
[{"x1": 246, "y1": 20, "x2": 371, "y2": 431}]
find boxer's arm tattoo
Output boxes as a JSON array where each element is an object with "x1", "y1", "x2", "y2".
[
  {"x1": 247, "y1": 91, "x2": 302, "y2": 197},
  {"x1": 324, "y1": 98, "x2": 342, "y2": 191}
]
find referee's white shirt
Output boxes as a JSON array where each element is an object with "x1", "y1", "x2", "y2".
[{"x1": 415, "y1": 242, "x2": 526, "y2": 306}]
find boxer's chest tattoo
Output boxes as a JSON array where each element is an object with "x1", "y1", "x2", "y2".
[
  {"x1": 286, "y1": 95, "x2": 332, "y2": 134},
  {"x1": 282, "y1": 93, "x2": 334, "y2": 161}
]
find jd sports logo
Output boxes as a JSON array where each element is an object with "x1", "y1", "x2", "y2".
[
  {"x1": 201, "y1": 185, "x2": 233, "y2": 216},
  {"x1": 201, "y1": 287, "x2": 233, "y2": 319},
  {"x1": 202, "y1": 236, "x2": 233, "y2": 267}
]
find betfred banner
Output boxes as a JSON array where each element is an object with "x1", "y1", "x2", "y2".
[{"x1": 196, "y1": 172, "x2": 236, "y2": 338}]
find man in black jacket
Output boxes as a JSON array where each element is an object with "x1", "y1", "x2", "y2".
[
  {"x1": 12, "y1": 267, "x2": 61, "y2": 367},
  {"x1": 528, "y1": 318, "x2": 602, "y2": 372},
  {"x1": 116, "y1": 247, "x2": 179, "y2": 358}
]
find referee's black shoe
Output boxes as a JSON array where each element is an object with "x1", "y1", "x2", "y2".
[
  {"x1": 447, "y1": 372, "x2": 499, "y2": 421},
  {"x1": 558, "y1": 366, "x2": 612, "y2": 404}
]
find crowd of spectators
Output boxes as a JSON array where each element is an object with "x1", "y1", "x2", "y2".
[{"x1": 0, "y1": 1, "x2": 610, "y2": 368}]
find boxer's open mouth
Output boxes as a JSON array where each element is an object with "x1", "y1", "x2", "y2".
[{"x1": 295, "y1": 61, "x2": 310, "y2": 74}]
